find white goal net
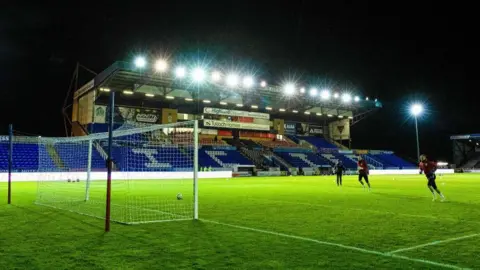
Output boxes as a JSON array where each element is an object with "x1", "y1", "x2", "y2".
[{"x1": 35, "y1": 120, "x2": 198, "y2": 224}]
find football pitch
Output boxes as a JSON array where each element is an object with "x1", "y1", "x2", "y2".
[{"x1": 1, "y1": 174, "x2": 479, "y2": 269}]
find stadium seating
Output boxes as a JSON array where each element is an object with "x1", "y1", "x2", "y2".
[
  {"x1": 0, "y1": 143, "x2": 56, "y2": 172},
  {"x1": 203, "y1": 149, "x2": 254, "y2": 168},
  {"x1": 54, "y1": 143, "x2": 105, "y2": 170},
  {"x1": 255, "y1": 139, "x2": 299, "y2": 148},
  {"x1": 321, "y1": 153, "x2": 357, "y2": 169},
  {"x1": 277, "y1": 152, "x2": 330, "y2": 168},
  {"x1": 111, "y1": 145, "x2": 193, "y2": 171},
  {"x1": 369, "y1": 153, "x2": 415, "y2": 169},
  {"x1": 299, "y1": 136, "x2": 338, "y2": 149}
]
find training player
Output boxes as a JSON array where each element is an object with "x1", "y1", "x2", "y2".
[
  {"x1": 357, "y1": 156, "x2": 371, "y2": 190},
  {"x1": 419, "y1": 154, "x2": 446, "y2": 201},
  {"x1": 333, "y1": 161, "x2": 346, "y2": 186}
]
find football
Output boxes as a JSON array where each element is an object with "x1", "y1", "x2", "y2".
[{"x1": 176, "y1": 193, "x2": 183, "y2": 200}]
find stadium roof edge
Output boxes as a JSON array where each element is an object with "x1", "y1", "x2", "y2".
[{"x1": 450, "y1": 134, "x2": 480, "y2": 140}]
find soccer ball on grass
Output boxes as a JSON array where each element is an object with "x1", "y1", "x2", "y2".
[{"x1": 176, "y1": 193, "x2": 183, "y2": 200}]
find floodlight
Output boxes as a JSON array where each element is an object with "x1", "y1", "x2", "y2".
[
  {"x1": 292, "y1": 110, "x2": 298, "y2": 113},
  {"x1": 279, "y1": 108, "x2": 286, "y2": 112},
  {"x1": 211, "y1": 71, "x2": 221, "y2": 82},
  {"x1": 166, "y1": 96, "x2": 174, "y2": 100},
  {"x1": 284, "y1": 83, "x2": 296, "y2": 96},
  {"x1": 309, "y1": 88, "x2": 318, "y2": 97},
  {"x1": 219, "y1": 101, "x2": 228, "y2": 105},
  {"x1": 175, "y1": 66, "x2": 186, "y2": 78},
  {"x1": 260, "y1": 81, "x2": 267, "y2": 87},
  {"x1": 375, "y1": 98, "x2": 378, "y2": 102},
  {"x1": 341, "y1": 93, "x2": 352, "y2": 103},
  {"x1": 354, "y1": 96, "x2": 360, "y2": 102},
  {"x1": 365, "y1": 97, "x2": 369, "y2": 101},
  {"x1": 154, "y1": 59, "x2": 168, "y2": 72},
  {"x1": 327, "y1": 114, "x2": 333, "y2": 117},
  {"x1": 123, "y1": 90, "x2": 134, "y2": 95},
  {"x1": 145, "y1": 93, "x2": 154, "y2": 97},
  {"x1": 348, "y1": 116, "x2": 353, "y2": 119},
  {"x1": 316, "y1": 112, "x2": 322, "y2": 116},
  {"x1": 243, "y1": 76, "x2": 254, "y2": 88},
  {"x1": 251, "y1": 105, "x2": 258, "y2": 109},
  {"x1": 203, "y1": 100, "x2": 211, "y2": 103},
  {"x1": 320, "y1": 89, "x2": 330, "y2": 100},
  {"x1": 339, "y1": 115, "x2": 344, "y2": 118},
  {"x1": 134, "y1": 56, "x2": 146, "y2": 68},
  {"x1": 410, "y1": 104, "x2": 423, "y2": 116},
  {"x1": 226, "y1": 73, "x2": 239, "y2": 87},
  {"x1": 333, "y1": 93, "x2": 340, "y2": 99},
  {"x1": 99, "y1": 88, "x2": 110, "y2": 92},
  {"x1": 192, "y1": 67, "x2": 206, "y2": 82},
  {"x1": 185, "y1": 98, "x2": 194, "y2": 102},
  {"x1": 266, "y1": 106, "x2": 272, "y2": 110},
  {"x1": 300, "y1": 87, "x2": 306, "y2": 94},
  {"x1": 304, "y1": 111, "x2": 310, "y2": 115}
]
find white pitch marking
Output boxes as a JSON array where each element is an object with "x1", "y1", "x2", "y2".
[
  {"x1": 387, "y1": 233, "x2": 480, "y2": 254},
  {"x1": 204, "y1": 219, "x2": 467, "y2": 270}
]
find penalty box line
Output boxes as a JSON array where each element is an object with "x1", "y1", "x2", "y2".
[
  {"x1": 387, "y1": 233, "x2": 480, "y2": 254},
  {"x1": 203, "y1": 219, "x2": 468, "y2": 270}
]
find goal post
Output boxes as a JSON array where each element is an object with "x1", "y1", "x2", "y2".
[{"x1": 35, "y1": 120, "x2": 199, "y2": 228}]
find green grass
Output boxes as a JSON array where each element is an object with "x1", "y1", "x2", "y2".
[{"x1": 1, "y1": 174, "x2": 479, "y2": 269}]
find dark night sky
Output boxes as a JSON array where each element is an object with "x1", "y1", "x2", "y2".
[{"x1": 1, "y1": 1, "x2": 478, "y2": 161}]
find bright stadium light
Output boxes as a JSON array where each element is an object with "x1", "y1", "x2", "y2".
[
  {"x1": 338, "y1": 115, "x2": 344, "y2": 118},
  {"x1": 192, "y1": 67, "x2": 206, "y2": 82},
  {"x1": 354, "y1": 96, "x2": 360, "y2": 102},
  {"x1": 260, "y1": 81, "x2": 267, "y2": 87},
  {"x1": 219, "y1": 101, "x2": 228, "y2": 105},
  {"x1": 348, "y1": 116, "x2": 353, "y2": 119},
  {"x1": 320, "y1": 89, "x2": 330, "y2": 100},
  {"x1": 226, "y1": 73, "x2": 239, "y2": 87},
  {"x1": 341, "y1": 93, "x2": 352, "y2": 103},
  {"x1": 166, "y1": 96, "x2": 174, "y2": 100},
  {"x1": 309, "y1": 88, "x2": 318, "y2": 97},
  {"x1": 304, "y1": 111, "x2": 310, "y2": 115},
  {"x1": 279, "y1": 108, "x2": 286, "y2": 112},
  {"x1": 410, "y1": 103, "x2": 424, "y2": 161},
  {"x1": 316, "y1": 112, "x2": 322, "y2": 116},
  {"x1": 251, "y1": 105, "x2": 258, "y2": 109},
  {"x1": 243, "y1": 76, "x2": 254, "y2": 88},
  {"x1": 300, "y1": 87, "x2": 306, "y2": 94},
  {"x1": 134, "y1": 56, "x2": 147, "y2": 68},
  {"x1": 333, "y1": 93, "x2": 340, "y2": 99},
  {"x1": 211, "y1": 70, "x2": 221, "y2": 82},
  {"x1": 236, "y1": 103, "x2": 243, "y2": 107},
  {"x1": 327, "y1": 114, "x2": 333, "y2": 117},
  {"x1": 411, "y1": 103, "x2": 423, "y2": 116},
  {"x1": 185, "y1": 98, "x2": 194, "y2": 102},
  {"x1": 284, "y1": 83, "x2": 296, "y2": 96},
  {"x1": 145, "y1": 93, "x2": 154, "y2": 97},
  {"x1": 123, "y1": 90, "x2": 134, "y2": 95},
  {"x1": 154, "y1": 59, "x2": 168, "y2": 72},
  {"x1": 203, "y1": 99, "x2": 211, "y2": 104},
  {"x1": 175, "y1": 66, "x2": 186, "y2": 78},
  {"x1": 266, "y1": 106, "x2": 272, "y2": 110},
  {"x1": 366, "y1": 97, "x2": 369, "y2": 101},
  {"x1": 292, "y1": 110, "x2": 298, "y2": 113},
  {"x1": 99, "y1": 88, "x2": 110, "y2": 92}
]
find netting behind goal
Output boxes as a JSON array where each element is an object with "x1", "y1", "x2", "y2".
[{"x1": 35, "y1": 121, "x2": 198, "y2": 224}]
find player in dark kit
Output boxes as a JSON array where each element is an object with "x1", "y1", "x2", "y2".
[
  {"x1": 333, "y1": 161, "x2": 346, "y2": 186},
  {"x1": 419, "y1": 154, "x2": 446, "y2": 201},
  {"x1": 357, "y1": 156, "x2": 371, "y2": 190}
]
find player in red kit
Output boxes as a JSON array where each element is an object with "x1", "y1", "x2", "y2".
[
  {"x1": 357, "y1": 156, "x2": 371, "y2": 190},
  {"x1": 419, "y1": 154, "x2": 445, "y2": 201}
]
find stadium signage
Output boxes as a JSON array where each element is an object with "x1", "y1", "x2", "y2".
[
  {"x1": 135, "y1": 113, "x2": 158, "y2": 123},
  {"x1": 203, "y1": 120, "x2": 270, "y2": 131},
  {"x1": 308, "y1": 125, "x2": 323, "y2": 135},
  {"x1": 284, "y1": 122, "x2": 296, "y2": 135},
  {"x1": 74, "y1": 79, "x2": 94, "y2": 99},
  {"x1": 203, "y1": 107, "x2": 269, "y2": 120}
]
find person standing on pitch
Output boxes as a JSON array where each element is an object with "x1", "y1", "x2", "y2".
[
  {"x1": 334, "y1": 161, "x2": 346, "y2": 186},
  {"x1": 419, "y1": 154, "x2": 445, "y2": 201},
  {"x1": 357, "y1": 156, "x2": 371, "y2": 190}
]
